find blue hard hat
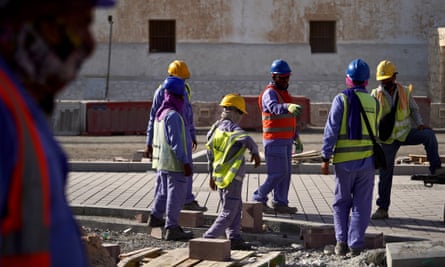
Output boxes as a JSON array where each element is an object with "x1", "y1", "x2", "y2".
[
  {"x1": 270, "y1": 59, "x2": 292, "y2": 75},
  {"x1": 95, "y1": 0, "x2": 116, "y2": 7},
  {"x1": 163, "y1": 76, "x2": 185, "y2": 96},
  {"x1": 346, "y1": 58, "x2": 370, "y2": 81}
]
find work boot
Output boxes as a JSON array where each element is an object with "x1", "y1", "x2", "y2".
[
  {"x1": 183, "y1": 200, "x2": 208, "y2": 212},
  {"x1": 433, "y1": 167, "x2": 445, "y2": 176},
  {"x1": 348, "y1": 247, "x2": 363, "y2": 257},
  {"x1": 272, "y1": 203, "x2": 298, "y2": 214},
  {"x1": 147, "y1": 214, "x2": 165, "y2": 227},
  {"x1": 164, "y1": 226, "x2": 193, "y2": 241},
  {"x1": 261, "y1": 203, "x2": 275, "y2": 214},
  {"x1": 371, "y1": 208, "x2": 388, "y2": 220},
  {"x1": 334, "y1": 241, "x2": 348, "y2": 256},
  {"x1": 230, "y1": 238, "x2": 253, "y2": 250}
]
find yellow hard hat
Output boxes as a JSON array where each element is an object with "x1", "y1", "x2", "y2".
[
  {"x1": 168, "y1": 60, "x2": 191, "y2": 79},
  {"x1": 219, "y1": 94, "x2": 247, "y2": 114},
  {"x1": 376, "y1": 60, "x2": 398, "y2": 81}
]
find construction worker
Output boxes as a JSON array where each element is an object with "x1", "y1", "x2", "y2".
[
  {"x1": 147, "y1": 76, "x2": 194, "y2": 241},
  {"x1": 251, "y1": 59, "x2": 301, "y2": 214},
  {"x1": 204, "y1": 94, "x2": 260, "y2": 250},
  {"x1": 0, "y1": 1, "x2": 115, "y2": 266},
  {"x1": 321, "y1": 59, "x2": 379, "y2": 256},
  {"x1": 145, "y1": 60, "x2": 207, "y2": 212},
  {"x1": 370, "y1": 60, "x2": 445, "y2": 220}
]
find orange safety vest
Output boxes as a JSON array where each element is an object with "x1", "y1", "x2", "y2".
[
  {"x1": 258, "y1": 84, "x2": 297, "y2": 140},
  {"x1": 0, "y1": 70, "x2": 51, "y2": 266}
]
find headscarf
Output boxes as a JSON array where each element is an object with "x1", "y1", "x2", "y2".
[
  {"x1": 343, "y1": 76, "x2": 367, "y2": 139},
  {"x1": 155, "y1": 89, "x2": 184, "y2": 120}
]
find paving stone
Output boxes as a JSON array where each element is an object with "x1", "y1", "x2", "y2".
[{"x1": 386, "y1": 240, "x2": 445, "y2": 267}]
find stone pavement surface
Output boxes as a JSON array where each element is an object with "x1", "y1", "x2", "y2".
[{"x1": 66, "y1": 129, "x2": 445, "y2": 243}]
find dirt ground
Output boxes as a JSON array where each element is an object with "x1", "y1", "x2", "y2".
[{"x1": 58, "y1": 129, "x2": 445, "y2": 163}]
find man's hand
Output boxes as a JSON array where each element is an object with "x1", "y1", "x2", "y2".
[
  {"x1": 144, "y1": 145, "x2": 153, "y2": 160},
  {"x1": 209, "y1": 177, "x2": 217, "y2": 191},
  {"x1": 192, "y1": 140, "x2": 198, "y2": 152},
  {"x1": 287, "y1": 104, "x2": 302, "y2": 116},
  {"x1": 321, "y1": 161, "x2": 329, "y2": 175},
  {"x1": 184, "y1": 163, "x2": 193, "y2": 177},
  {"x1": 251, "y1": 153, "x2": 261, "y2": 168},
  {"x1": 417, "y1": 125, "x2": 431, "y2": 131}
]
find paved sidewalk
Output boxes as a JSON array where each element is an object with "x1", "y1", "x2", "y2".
[{"x1": 68, "y1": 168, "x2": 445, "y2": 242}]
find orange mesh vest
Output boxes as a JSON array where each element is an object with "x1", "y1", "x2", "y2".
[
  {"x1": 258, "y1": 84, "x2": 297, "y2": 140},
  {"x1": 0, "y1": 70, "x2": 51, "y2": 267}
]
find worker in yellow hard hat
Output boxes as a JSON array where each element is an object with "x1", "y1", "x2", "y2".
[
  {"x1": 370, "y1": 60, "x2": 445, "y2": 220},
  {"x1": 145, "y1": 60, "x2": 207, "y2": 214},
  {"x1": 204, "y1": 93, "x2": 260, "y2": 250}
]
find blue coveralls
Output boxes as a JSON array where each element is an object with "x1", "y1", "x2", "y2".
[
  {"x1": 150, "y1": 109, "x2": 191, "y2": 229},
  {"x1": 252, "y1": 86, "x2": 295, "y2": 206},
  {"x1": 321, "y1": 88, "x2": 375, "y2": 250},
  {"x1": 203, "y1": 120, "x2": 258, "y2": 240},
  {"x1": 147, "y1": 83, "x2": 196, "y2": 204},
  {"x1": 0, "y1": 59, "x2": 88, "y2": 267}
]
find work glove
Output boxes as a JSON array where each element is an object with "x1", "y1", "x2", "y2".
[
  {"x1": 209, "y1": 177, "x2": 217, "y2": 191},
  {"x1": 184, "y1": 163, "x2": 193, "y2": 177},
  {"x1": 144, "y1": 144, "x2": 153, "y2": 160},
  {"x1": 321, "y1": 159, "x2": 330, "y2": 175},
  {"x1": 293, "y1": 136, "x2": 303, "y2": 154},
  {"x1": 287, "y1": 104, "x2": 302, "y2": 116}
]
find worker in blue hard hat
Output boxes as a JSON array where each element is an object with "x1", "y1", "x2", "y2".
[
  {"x1": 252, "y1": 59, "x2": 302, "y2": 214},
  {"x1": 321, "y1": 58, "x2": 379, "y2": 257},
  {"x1": 0, "y1": 1, "x2": 116, "y2": 266}
]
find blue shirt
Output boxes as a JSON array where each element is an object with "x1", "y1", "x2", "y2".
[{"x1": 0, "y1": 58, "x2": 88, "y2": 267}]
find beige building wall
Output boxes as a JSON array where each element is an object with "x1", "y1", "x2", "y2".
[{"x1": 53, "y1": 0, "x2": 445, "y2": 130}]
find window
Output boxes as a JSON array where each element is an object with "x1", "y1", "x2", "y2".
[
  {"x1": 149, "y1": 20, "x2": 176, "y2": 53},
  {"x1": 309, "y1": 21, "x2": 336, "y2": 53}
]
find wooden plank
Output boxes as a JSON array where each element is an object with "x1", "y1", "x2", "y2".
[
  {"x1": 193, "y1": 250, "x2": 256, "y2": 267},
  {"x1": 243, "y1": 251, "x2": 285, "y2": 267},
  {"x1": 142, "y1": 248, "x2": 189, "y2": 267},
  {"x1": 117, "y1": 247, "x2": 163, "y2": 267}
]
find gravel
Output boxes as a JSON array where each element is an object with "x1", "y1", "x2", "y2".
[{"x1": 82, "y1": 226, "x2": 387, "y2": 267}]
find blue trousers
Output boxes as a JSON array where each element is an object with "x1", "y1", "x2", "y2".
[
  {"x1": 376, "y1": 128, "x2": 441, "y2": 210},
  {"x1": 252, "y1": 143, "x2": 292, "y2": 205},
  {"x1": 203, "y1": 179, "x2": 243, "y2": 240},
  {"x1": 333, "y1": 157, "x2": 374, "y2": 249},
  {"x1": 151, "y1": 170, "x2": 188, "y2": 229}
]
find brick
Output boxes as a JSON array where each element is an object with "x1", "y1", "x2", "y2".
[
  {"x1": 150, "y1": 227, "x2": 163, "y2": 239},
  {"x1": 189, "y1": 238, "x2": 231, "y2": 261},
  {"x1": 178, "y1": 210, "x2": 204, "y2": 227},
  {"x1": 386, "y1": 240, "x2": 445, "y2": 267},
  {"x1": 241, "y1": 202, "x2": 263, "y2": 233},
  {"x1": 301, "y1": 225, "x2": 336, "y2": 249},
  {"x1": 365, "y1": 232, "x2": 384, "y2": 249},
  {"x1": 102, "y1": 243, "x2": 120, "y2": 263}
]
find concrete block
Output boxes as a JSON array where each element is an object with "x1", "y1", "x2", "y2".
[
  {"x1": 301, "y1": 225, "x2": 336, "y2": 249},
  {"x1": 178, "y1": 210, "x2": 204, "y2": 227},
  {"x1": 150, "y1": 227, "x2": 163, "y2": 239},
  {"x1": 386, "y1": 240, "x2": 445, "y2": 267},
  {"x1": 102, "y1": 243, "x2": 120, "y2": 263},
  {"x1": 189, "y1": 238, "x2": 231, "y2": 261},
  {"x1": 365, "y1": 232, "x2": 385, "y2": 249},
  {"x1": 241, "y1": 202, "x2": 263, "y2": 233},
  {"x1": 132, "y1": 149, "x2": 145, "y2": 162}
]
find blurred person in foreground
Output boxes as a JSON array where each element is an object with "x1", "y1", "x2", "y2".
[
  {"x1": 204, "y1": 94, "x2": 260, "y2": 250},
  {"x1": 321, "y1": 59, "x2": 379, "y2": 256},
  {"x1": 0, "y1": 0, "x2": 115, "y2": 266}
]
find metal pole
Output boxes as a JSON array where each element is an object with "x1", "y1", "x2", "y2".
[{"x1": 105, "y1": 15, "x2": 113, "y2": 100}]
